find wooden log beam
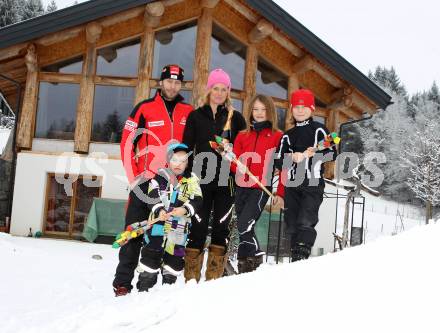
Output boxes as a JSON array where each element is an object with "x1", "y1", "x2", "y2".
[
  {"x1": 95, "y1": 76, "x2": 138, "y2": 87},
  {"x1": 311, "y1": 60, "x2": 343, "y2": 88},
  {"x1": 100, "y1": 7, "x2": 144, "y2": 27},
  {"x1": 144, "y1": 1, "x2": 165, "y2": 28},
  {"x1": 242, "y1": 45, "x2": 258, "y2": 116},
  {"x1": 285, "y1": 73, "x2": 299, "y2": 130},
  {"x1": 0, "y1": 57, "x2": 25, "y2": 73},
  {"x1": 326, "y1": 108, "x2": 340, "y2": 133},
  {"x1": 39, "y1": 72, "x2": 82, "y2": 83},
  {"x1": 16, "y1": 44, "x2": 39, "y2": 150},
  {"x1": 248, "y1": 19, "x2": 273, "y2": 44},
  {"x1": 224, "y1": 0, "x2": 303, "y2": 57},
  {"x1": 314, "y1": 107, "x2": 329, "y2": 118},
  {"x1": 339, "y1": 106, "x2": 362, "y2": 121},
  {"x1": 135, "y1": 2, "x2": 165, "y2": 103},
  {"x1": 351, "y1": 91, "x2": 378, "y2": 114},
  {"x1": 293, "y1": 55, "x2": 343, "y2": 88},
  {"x1": 292, "y1": 55, "x2": 314, "y2": 75},
  {"x1": 37, "y1": 27, "x2": 83, "y2": 46},
  {"x1": 192, "y1": 4, "x2": 215, "y2": 105},
  {"x1": 200, "y1": 0, "x2": 220, "y2": 8},
  {"x1": 0, "y1": 43, "x2": 27, "y2": 62},
  {"x1": 271, "y1": 31, "x2": 304, "y2": 58},
  {"x1": 223, "y1": 0, "x2": 258, "y2": 22},
  {"x1": 74, "y1": 23, "x2": 102, "y2": 154}
]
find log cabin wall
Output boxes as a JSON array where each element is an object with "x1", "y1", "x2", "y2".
[{"x1": 0, "y1": 0, "x2": 380, "y2": 159}]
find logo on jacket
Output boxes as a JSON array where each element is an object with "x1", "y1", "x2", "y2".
[
  {"x1": 180, "y1": 117, "x2": 186, "y2": 125},
  {"x1": 148, "y1": 120, "x2": 165, "y2": 127},
  {"x1": 124, "y1": 120, "x2": 137, "y2": 131}
]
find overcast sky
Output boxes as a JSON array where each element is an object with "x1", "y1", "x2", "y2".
[{"x1": 43, "y1": 0, "x2": 440, "y2": 95}]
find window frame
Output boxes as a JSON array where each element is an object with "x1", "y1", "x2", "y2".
[{"x1": 43, "y1": 173, "x2": 102, "y2": 238}]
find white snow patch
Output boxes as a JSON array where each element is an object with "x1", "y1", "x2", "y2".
[{"x1": 1, "y1": 221, "x2": 439, "y2": 333}]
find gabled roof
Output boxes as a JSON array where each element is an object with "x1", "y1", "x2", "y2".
[{"x1": 0, "y1": 0, "x2": 391, "y2": 109}]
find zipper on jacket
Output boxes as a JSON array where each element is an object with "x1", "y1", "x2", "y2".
[
  {"x1": 160, "y1": 96, "x2": 177, "y2": 140},
  {"x1": 246, "y1": 130, "x2": 260, "y2": 183}
]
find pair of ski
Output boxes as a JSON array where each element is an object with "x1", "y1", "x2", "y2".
[
  {"x1": 209, "y1": 132, "x2": 341, "y2": 199},
  {"x1": 113, "y1": 183, "x2": 181, "y2": 248},
  {"x1": 112, "y1": 218, "x2": 162, "y2": 248}
]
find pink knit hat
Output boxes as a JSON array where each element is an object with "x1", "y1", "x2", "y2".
[{"x1": 206, "y1": 68, "x2": 231, "y2": 91}]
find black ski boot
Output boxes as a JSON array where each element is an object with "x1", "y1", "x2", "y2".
[
  {"x1": 291, "y1": 243, "x2": 311, "y2": 262},
  {"x1": 136, "y1": 270, "x2": 158, "y2": 292},
  {"x1": 161, "y1": 266, "x2": 178, "y2": 285},
  {"x1": 237, "y1": 255, "x2": 263, "y2": 274}
]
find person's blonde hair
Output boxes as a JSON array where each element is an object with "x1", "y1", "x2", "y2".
[
  {"x1": 244, "y1": 94, "x2": 279, "y2": 132},
  {"x1": 198, "y1": 89, "x2": 233, "y2": 111},
  {"x1": 198, "y1": 88, "x2": 235, "y2": 131}
]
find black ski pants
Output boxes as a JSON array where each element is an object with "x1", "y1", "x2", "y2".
[
  {"x1": 235, "y1": 187, "x2": 269, "y2": 258},
  {"x1": 284, "y1": 182, "x2": 324, "y2": 249}
]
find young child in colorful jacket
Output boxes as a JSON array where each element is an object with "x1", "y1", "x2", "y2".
[{"x1": 136, "y1": 143, "x2": 203, "y2": 291}]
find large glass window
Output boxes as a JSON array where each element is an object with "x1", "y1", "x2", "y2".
[
  {"x1": 92, "y1": 85, "x2": 135, "y2": 143},
  {"x1": 314, "y1": 116, "x2": 325, "y2": 125},
  {"x1": 277, "y1": 108, "x2": 287, "y2": 131},
  {"x1": 152, "y1": 22, "x2": 197, "y2": 81},
  {"x1": 210, "y1": 25, "x2": 246, "y2": 90},
  {"x1": 96, "y1": 39, "x2": 141, "y2": 77},
  {"x1": 256, "y1": 58, "x2": 288, "y2": 100},
  {"x1": 35, "y1": 82, "x2": 80, "y2": 140},
  {"x1": 45, "y1": 174, "x2": 101, "y2": 236},
  {"x1": 232, "y1": 99, "x2": 243, "y2": 113},
  {"x1": 149, "y1": 88, "x2": 193, "y2": 106},
  {"x1": 41, "y1": 56, "x2": 84, "y2": 74}
]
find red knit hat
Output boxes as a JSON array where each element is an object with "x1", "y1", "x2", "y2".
[{"x1": 290, "y1": 89, "x2": 315, "y2": 111}]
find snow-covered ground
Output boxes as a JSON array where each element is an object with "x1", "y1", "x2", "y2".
[{"x1": 1, "y1": 221, "x2": 439, "y2": 333}]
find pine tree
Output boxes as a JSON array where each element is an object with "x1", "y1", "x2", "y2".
[
  {"x1": 402, "y1": 122, "x2": 440, "y2": 224},
  {"x1": 359, "y1": 88, "x2": 413, "y2": 201},
  {"x1": 0, "y1": 0, "x2": 19, "y2": 28},
  {"x1": 368, "y1": 66, "x2": 408, "y2": 97},
  {"x1": 19, "y1": 0, "x2": 44, "y2": 21},
  {"x1": 427, "y1": 81, "x2": 440, "y2": 104},
  {"x1": 361, "y1": 67, "x2": 414, "y2": 201},
  {"x1": 46, "y1": 0, "x2": 57, "y2": 13},
  {"x1": 102, "y1": 111, "x2": 123, "y2": 143}
]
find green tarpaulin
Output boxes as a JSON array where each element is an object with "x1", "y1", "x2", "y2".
[
  {"x1": 82, "y1": 198, "x2": 127, "y2": 242},
  {"x1": 255, "y1": 210, "x2": 281, "y2": 252}
]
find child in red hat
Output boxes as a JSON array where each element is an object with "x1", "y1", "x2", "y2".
[{"x1": 274, "y1": 89, "x2": 337, "y2": 261}]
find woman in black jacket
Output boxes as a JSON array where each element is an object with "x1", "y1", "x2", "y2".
[{"x1": 183, "y1": 68, "x2": 246, "y2": 282}]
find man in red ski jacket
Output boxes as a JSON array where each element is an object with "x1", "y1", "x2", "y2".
[{"x1": 113, "y1": 64, "x2": 193, "y2": 296}]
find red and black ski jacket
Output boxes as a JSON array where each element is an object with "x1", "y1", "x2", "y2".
[
  {"x1": 120, "y1": 91, "x2": 193, "y2": 183},
  {"x1": 232, "y1": 127, "x2": 284, "y2": 197}
]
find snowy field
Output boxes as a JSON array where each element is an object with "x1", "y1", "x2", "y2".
[
  {"x1": 1, "y1": 221, "x2": 439, "y2": 333},
  {"x1": 325, "y1": 182, "x2": 425, "y2": 243}
]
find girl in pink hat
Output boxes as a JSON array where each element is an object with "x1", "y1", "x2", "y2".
[{"x1": 182, "y1": 68, "x2": 246, "y2": 282}]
